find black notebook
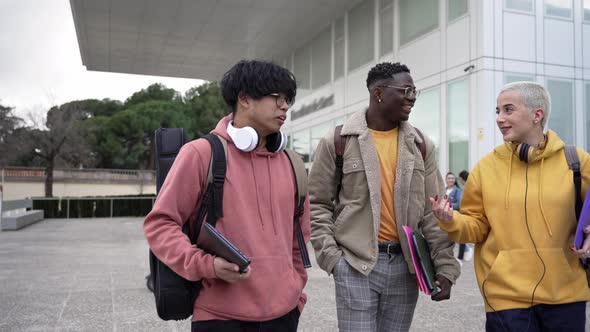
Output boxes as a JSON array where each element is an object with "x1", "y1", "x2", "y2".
[{"x1": 197, "y1": 223, "x2": 251, "y2": 273}]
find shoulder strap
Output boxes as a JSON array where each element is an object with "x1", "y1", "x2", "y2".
[
  {"x1": 284, "y1": 148, "x2": 312, "y2": 268},
  {"x1": 334, "y1": 125, "x2": 349, "y2": 199},
  {"x1": 413, "y1": 127, "x2": 427, "y2": 161},
  {"x1": 565, "y1": 145, "x2": 582, "y2": 220},
  {"x1": 200, "y1": 134, "x2": 227, "y2": 228}
]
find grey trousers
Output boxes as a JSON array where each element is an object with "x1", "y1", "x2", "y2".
[{"x1": 333, "y1": 252, "x2": 419, "y2": 332}]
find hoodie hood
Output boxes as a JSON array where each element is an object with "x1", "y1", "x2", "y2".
[{"x1": 493, "y1": 130, "x2": 565, "y2": 164}]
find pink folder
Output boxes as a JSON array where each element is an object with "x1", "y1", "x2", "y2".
[{"x1": 402, "y1": 225, "x2": 430, "y2": 295}]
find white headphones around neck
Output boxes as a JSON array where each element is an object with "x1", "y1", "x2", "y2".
[{"x1": 226, "y1": 121, "x2": 287, "y2": 153}]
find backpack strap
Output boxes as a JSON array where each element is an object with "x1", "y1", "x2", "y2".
[
  {"x1": 334, "y1": 125, "x2": 349, "y2": 199},
  {"x1": 565, "y1": 145, "x2": 582, "y2": 220},
  {"x1": 413, "y1": 127, "x2": 427, "y2": 161},
  {"x1": 200, "y1": 134, "x2": 227, "y2": 229},
  {"x1": 284, "y1": 148, "x2": 312, "y2": 268}
]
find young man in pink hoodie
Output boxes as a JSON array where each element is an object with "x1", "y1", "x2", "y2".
[{"x1": 144, "y1": 60, "x2": 310, "y2": 332}]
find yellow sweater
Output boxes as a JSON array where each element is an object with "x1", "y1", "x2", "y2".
[{"x1": 440, "y1": 130, "x2": 590, "y2": 312}]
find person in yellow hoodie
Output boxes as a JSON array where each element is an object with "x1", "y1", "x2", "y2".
[{"x1": 430, "y1": 81, "x2": 590, "y2": 331}]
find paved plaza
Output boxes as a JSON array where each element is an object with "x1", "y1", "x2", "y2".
[{"x1": 0, "y1": 218, "x2": 588, "y2": 331}]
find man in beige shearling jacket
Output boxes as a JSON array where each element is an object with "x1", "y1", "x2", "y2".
[{"x1": 309, "y1": 62, "x2": 460, "y2": 332}]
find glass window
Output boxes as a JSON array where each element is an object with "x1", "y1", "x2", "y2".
[
  {"x1": 505, "y1": 73, "x2": 535, "y2": 83},
  {"x1": 447, "y1": 80, "x2": 469, "y2": 175},
  {"x1": 586, "y1": 83, "x2": 590, "y2": 150},
  {"x1": 334, "y1": 17, "x2": 345, "y2": 79},
  {"x1": 400, "y1": 0, "x2": 439, "y2": 45},
  {"x1": 411, "y1": 88, "x2": 441, "y2": 160},
  {"x1": 293, "y1": 129, "x2": 310, "y2": 162},
  {"x1": 294, "y1": 45, "x2": 311, "y2": 90},
  {"x1": 311, "y1": 26, "x2": 332, "y2": 88},
  {"x1": 505, "y1": 0, "x2": 534, "y2": 12},
  {"x1": 310, "y1": 122, "x2": 333, "y2": 161},
  {"x1": 545, "y1": 0, "x2": 572, "y2": 18},
  {"x1": 348, "y1": 0, "x2": 375, "y2": 71},
  {"x1": 380, "y1": 0, "x2": 393, "y2": 56},
  {"x1": 448, "y1": 0, "x2": 468, "y2": 22},
  {"x1": 546, "y1": 79, "x2": 574, "y2": 144},
  {"x1": 585, "y1": 0, "x2": 590, "y2": 21}
]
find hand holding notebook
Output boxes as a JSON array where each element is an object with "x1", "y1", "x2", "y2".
[{"x1": 198, "y1": 222, "x2": 251, "y2": 274}]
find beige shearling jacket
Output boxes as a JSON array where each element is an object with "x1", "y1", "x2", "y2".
[{"x1": 309, "y1": 110, "x2": 460, "y2": 283}]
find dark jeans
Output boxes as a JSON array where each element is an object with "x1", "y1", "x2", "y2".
[
  {"x1": 457, "y1": 243, "x2": 466, "y2": 259},
  {"x1": 486, "y1": 301, "x2": 586, "y2": 332},
  {"x1": 192, "y1": 307, "x2": 300, "y2": 332}
]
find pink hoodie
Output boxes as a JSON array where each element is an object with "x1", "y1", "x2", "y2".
[{"x1": 144, "y1": 114, "x2": 310, "y2": 322}]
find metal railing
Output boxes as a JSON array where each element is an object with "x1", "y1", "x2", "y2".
[{"x1": 32, "y1": 196, "x2": 156, "y2": 219}]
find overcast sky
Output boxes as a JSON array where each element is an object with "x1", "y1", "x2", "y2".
[{"x1": 0, "y1": 0, "x2": 204, "y2": 118}]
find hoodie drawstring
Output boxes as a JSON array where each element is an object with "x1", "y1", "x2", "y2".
[
  {"x1": 538, "y1": 158, "x2": 553, "y2": 236},
  {"x1": 267, "y1": 155, "x2": 278, "y2": 235},
  {"x1": 505, "y1": 153, "x2": 513, "y2": 209},
  {"x1": 251, "y1": 154, "x2": 266, "y2": 230}
]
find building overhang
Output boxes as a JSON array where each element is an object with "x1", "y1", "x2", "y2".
[{"x1": 70, "y1": 0, "x2": 360, "y2": 81}]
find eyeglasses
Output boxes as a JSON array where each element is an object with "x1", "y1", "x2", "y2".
[
  {"x1": 379, "y1": 85, "x2": 420, "y2": 98},
  {"x1": 268, "y1": 93, "x2": 294, "y2": 108}
]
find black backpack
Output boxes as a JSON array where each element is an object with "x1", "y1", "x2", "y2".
[{"x1": 148, "y1": 128, "x2": 311, "y2": 321}]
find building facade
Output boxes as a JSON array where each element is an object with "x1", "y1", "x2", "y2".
[{"x1": 277, "y1": 0, "x2": 590, "y2": 174}]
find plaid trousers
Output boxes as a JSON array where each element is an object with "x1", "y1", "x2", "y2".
[{"x1": 333, "y1": 252, "x2": 418, "y2": 332}]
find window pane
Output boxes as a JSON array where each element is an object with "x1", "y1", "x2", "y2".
[
  {"x1": 411, "y1": 88, "x2": 441, "y2": 160},
  {"x1": 505, "y1": 0, "x2": 534, "y2": 12},
  {"x1": 380, "y1": 0, "x2": 393, "y2": 10},
  {"x1": 348, "y1": 0, "x2": 375, "y2": 71},
  {"x1": 545, "y1": 0, "x2": 572, "y2": 18},
  {"x1": 310, "y1": 122, "x2": 332, "y2": 161},
  {"x1": 547, "y1": 79, "x2": 574, "y2": 144},
  {"x1": 380, "y1": 3, "x2": 393, "y2": 56},
  {"x1": 586, "y1": 83, "x2": 590, "y2": 150},
  {"x1": 294, "y1": 45, "x2": 310, "y2": 90},
  {"x1": 400, "y1": 0, "x2": 439, "y2": 45},
  {"x1": 585, "y1": 0, "x2": 590, "y2": 21},
  {"x1": 311, "y1": 26, "x2": 332, "y2": 88},
  {"x1": 293, "y1": 129, "x2": 310, "y2": 162},
  {"x1": 505, "y1": 73, "x2": 535, "y2": 83},
  {"x1": 334, "y1": 17, "x2": 345, "y2": 79},
  {"x1": 448, "y1": 0, "x2": 468, "y2": 21},
  {"x1": 447, "y1": 80, "x2": 469, "y2": 175}
]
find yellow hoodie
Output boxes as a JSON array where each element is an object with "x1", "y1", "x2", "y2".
[{"x1": 440, "y1": 130, "x2": 590, "y2": 312}]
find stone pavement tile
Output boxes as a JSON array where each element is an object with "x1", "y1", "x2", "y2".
[
  {"x1": 111, "y1": 271, "x2": 150, "y2": 290},
  {"x1": 60, "y1": 291, "x2": 113, "y2": 319},
  {"x1": 113, "y1": 310, "x2": 188, "y2": 331},
  {"x1": 113, "y1": 289, "x2": 156, "y2": 313},
  {"x1": 55, "y1": 312, "x2": 113, "y2": 332}
]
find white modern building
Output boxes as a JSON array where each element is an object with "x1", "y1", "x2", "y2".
[{"x1": 70, "y1": 0, "x2": 590, "y2": 174}]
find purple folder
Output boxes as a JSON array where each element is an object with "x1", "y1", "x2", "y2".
[{"x1": 574, "y1": 190, "x2": 590, "y2": 264}]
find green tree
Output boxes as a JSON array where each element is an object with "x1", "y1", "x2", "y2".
[
  {"x1": 25, "y1": 101, "x2": 93, "y2": 197},
  {"x1": 0, "y1": 104, "x2": 25, "y2": 166},
  {"x1": 185, "y1": 82, "x2": 228, "y2": 138},
  {"x1": 102, "y1": 100, "x2": 189, "y2": 169},
  {"x1": 124, "y1": 83, "x2": 179, "y2": 108}
]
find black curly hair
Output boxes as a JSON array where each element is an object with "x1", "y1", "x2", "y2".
[
  {"x1": 366, "y1": 62, "x2": 411, "y2": 90},
  {"x1": 220, "y1": 60, "x2": 297, "y2": 113}
]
